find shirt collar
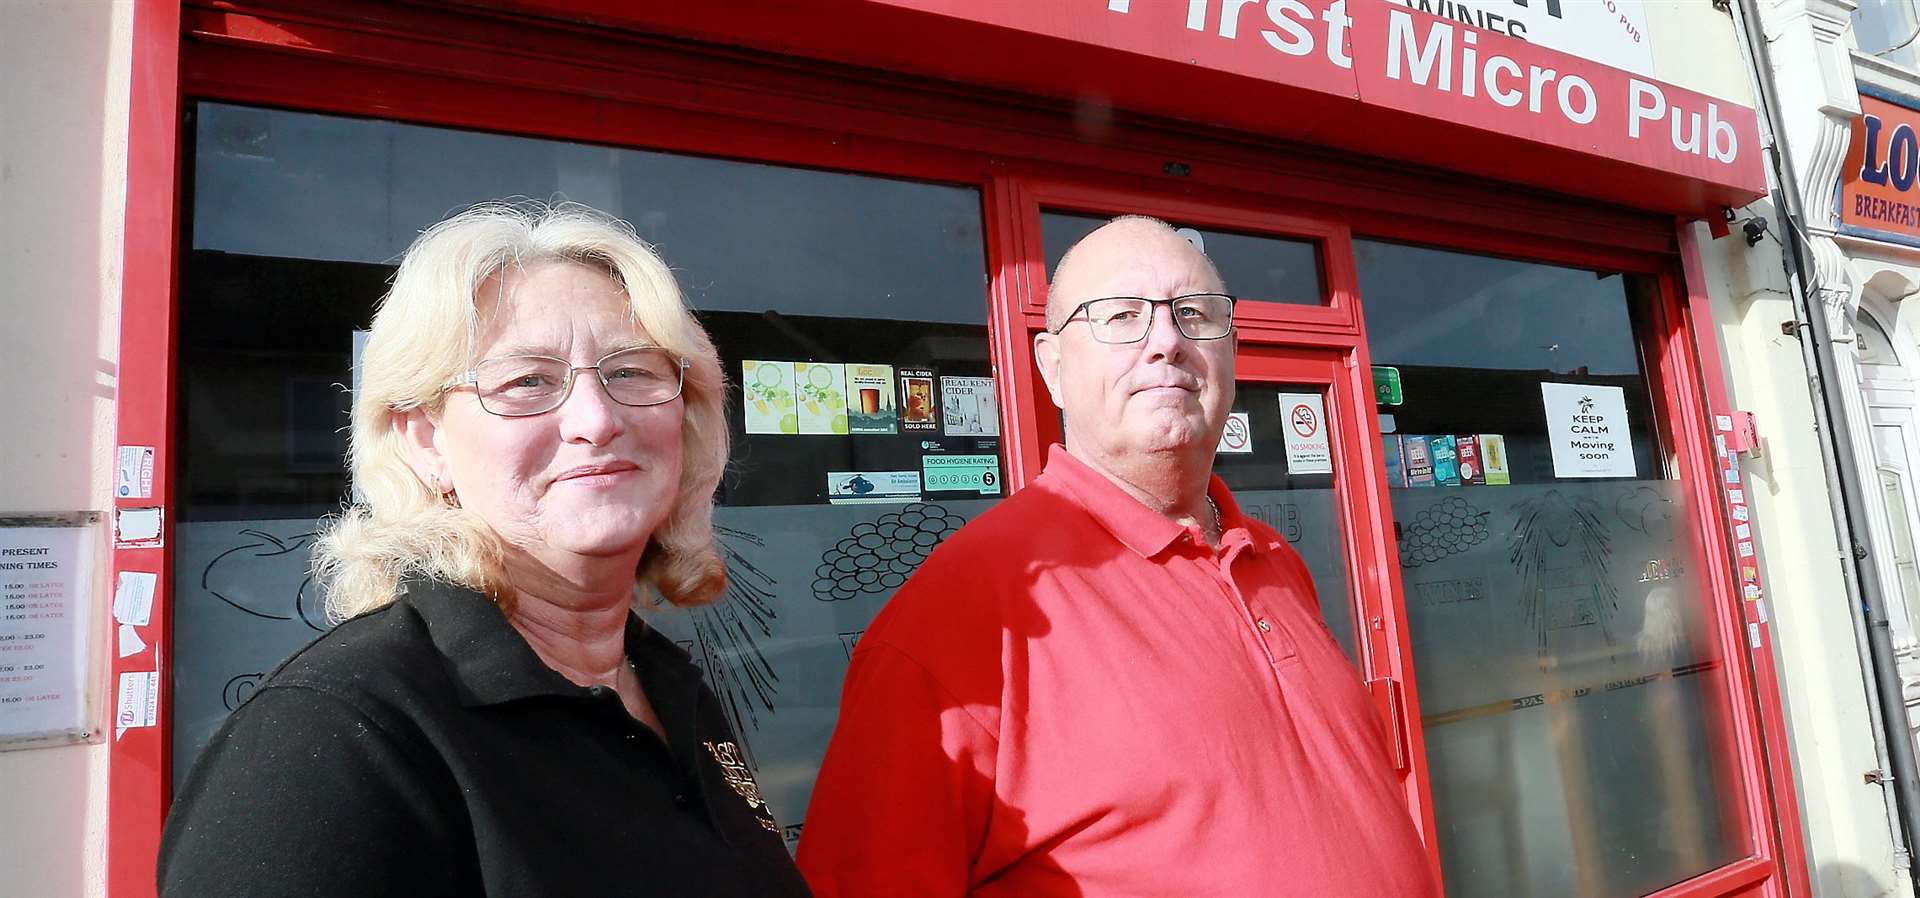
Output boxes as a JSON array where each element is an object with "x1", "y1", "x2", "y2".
[
  {"x1": 400, "y1": 578, "x2": 697, "y2": 708},
  {"x1": 1037, "y1": 444, "x2": 1266, "y2": 558}
]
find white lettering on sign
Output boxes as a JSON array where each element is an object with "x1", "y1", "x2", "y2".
[{"x1": 1101, "y1": 1, "x2": 1748, "y2": 172}]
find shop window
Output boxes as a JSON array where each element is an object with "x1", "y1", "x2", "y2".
[
  {"x1": 173, "y1": 103, "x2": 1000, "y2": 849},
  {"x1": 1041, "y1": 210, "x2": 1325, "y2": 305},
  {"x1": 1357, "y1": 240, "x2": 1749, "y2": 897},
  {"x1": 1856, "y1": 0, "x2": 1920, "y2": 70}
]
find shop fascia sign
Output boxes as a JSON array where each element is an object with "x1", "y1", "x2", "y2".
[
  {"x1": 1379, "y1": 0, "x2": 1652, "y2": 76},
  {"x1": 871, "y1": 0, "x2": 1761, "y2": 191},
  {"x1": 1839, "y1": 88, "x2": 1920, "y2": 248}
]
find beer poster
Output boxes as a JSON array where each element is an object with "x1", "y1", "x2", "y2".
[
  {"x1": 844, "y1": 364, "x2": 898, "y2": 434},
  {"x1": 899, "y1": 367, "x2": 938, "y2": 432}
]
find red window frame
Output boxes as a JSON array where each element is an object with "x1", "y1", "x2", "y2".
[{"x1": 106, "y1": 2, "x2": 1810, "y2": 896}]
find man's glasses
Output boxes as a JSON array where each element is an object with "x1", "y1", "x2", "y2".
[
  {"x1": 1049, "y1": 294, "x2": 1236, "y2": 344},
  {"x1": 446, "y1": 346, "x2": 689, "y2": 417}
]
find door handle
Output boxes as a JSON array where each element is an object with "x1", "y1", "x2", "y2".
[{"x1": 1367, "y1": 676, "x2": 1409, "y2": 773}]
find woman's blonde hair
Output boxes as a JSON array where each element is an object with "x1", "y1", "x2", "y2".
[{"x1": 315, "y1": 200, "x2": 730, "y2": 620}]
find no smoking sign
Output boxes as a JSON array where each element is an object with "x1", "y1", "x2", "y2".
[
  {"x1": 1278, "y1": 392, "x2": 1333, "y2": 474},
  {"x1": 1217, "y1": 411, "x2": 1253, "y2": 454}
]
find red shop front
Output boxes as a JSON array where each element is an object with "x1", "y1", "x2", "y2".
[{"x1": 107, "y1": 1, "x2": 1803, "y2": 896}]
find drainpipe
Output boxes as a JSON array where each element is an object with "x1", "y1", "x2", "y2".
[{"x1": 1734, "y1": 0, "x2": 1920, "y2": 884}]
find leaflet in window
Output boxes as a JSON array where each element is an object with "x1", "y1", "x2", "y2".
[
  {"x1": 741, "y1": 360, "x2": 797, "y2": 435},
  {"x1": 941, "y1": 376, "x2": 999, "y2": 437},
  {"x1": 899, "y1": 368, "x2": 938, "y2": 432},
  {"x1": 844, "y1": 364, "x2": 897, "y2": 434},
  {"x1": 793, "y1": 362, "x2": 848, "y2": 435}
]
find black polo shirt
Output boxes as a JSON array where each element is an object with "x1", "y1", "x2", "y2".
[{"x1": 158, "y1": 579, "x2": 812, "y2": 898}]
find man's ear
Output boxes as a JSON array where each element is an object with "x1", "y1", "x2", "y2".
[
  {"x1": 1032, "y1": 330, "x2": 1067, "y2": 409},
  {"x1": 392, "y1": 406, "x2": 448, "y2": 490}
]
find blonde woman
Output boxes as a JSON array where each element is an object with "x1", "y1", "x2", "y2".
[{"x1": 159, "y1": 202, "x2": 810, "y2": 897}]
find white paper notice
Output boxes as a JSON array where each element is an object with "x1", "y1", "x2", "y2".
[
  {"x1": 1277, "y1": 393, "x2": 1333, "y2": 474},
  {"x1": 1540, "y1": 383, "x2": 1636, "y2": 478},
  {"x1": 113, "y1": 571, "x2": 156, "y2": 626},
  {"x1": 117, "y1": 624, "x2": 146, "y2": 659},
  {"x1": 1216, "y1": 412, "x2": 1253, "y2": 454},
  {"x1": 116, "y1": 507, "x2": 163, "y2": 547},
  {"x1": 0, "y1": 524, "x2": 95, "y2": 743},
  {"x1": 115, "y1": 446, "x2": 155, "y2": 499},
  {"x1": 115, "y1": 671, "x2": 157, "y2": 740}
]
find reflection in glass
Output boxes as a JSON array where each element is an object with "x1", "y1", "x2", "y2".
[
  {"x1": 1856, "y1": 0, "x2": 1920, "y2": 70},
  {"x1": 1041, "y1": 211, "x2": 1323, "y2": 304},
  {"x1": 1359, "y1": 240, "x2": 1748, "y2": 896}
]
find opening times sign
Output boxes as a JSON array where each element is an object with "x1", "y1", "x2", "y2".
[{"x1": 0, "y1": 519, "x2": 96, "y2": 746}]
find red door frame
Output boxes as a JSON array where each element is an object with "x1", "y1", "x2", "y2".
[
  {"x1": 103, "y1": 2, "x2": 1808, "y2": 896},
  {"x1": 1000, "y1": 180, "x2": 1440, "y2": 861},
  {"x1": 107, "y1": 1, "x2": 184, "y2": 895}
]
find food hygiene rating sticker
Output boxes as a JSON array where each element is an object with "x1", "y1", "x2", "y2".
[{"x1": 922, "y1": 454, "x2": 1001, "y2": 495}]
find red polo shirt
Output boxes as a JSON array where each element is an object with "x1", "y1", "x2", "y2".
[{"x1": 798, "y1": 446, "x2": 1439, "y2": 898}]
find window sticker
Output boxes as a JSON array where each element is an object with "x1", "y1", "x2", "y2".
[
  {"x1": 845, "y1": 364, "x2": 898, "y2": 434},
  {"x1": 826, "y1": 471, "x2": 921, "y2": 505},
  {"x1": 1480, "y1": 435, "x2": 1512, "y2": 485},
  {"x1": 1540, "y1": 382, "x2": 1636, "y2": 478},
  {"x1": 899, "y1": 368, "x2": 939, "y2": 432},
  {"x1": 793, "y1": 362, "x2": 849, "y2": 435},
  {"x1": 116, "y1": 446, "x2": 155, "y2": 500},
  {"x1": 1404, "y1": 436, "x2": 1436, "y2": 487},
  {"x1": 1455, "y1": 434, "x2": 1484, "y2": 485},
  {"x1": 941, "y1": 376, "x2": 999, "y2": 437},
  {"x1": 1277, "y1": 392, "x2": 1332, "y2": 475},
  {"x1": 1217, "y1": 412, "x2": 1254, "y2": 454},
  {"x1": 1381, "y1": 435, "x2": 1406, "y2": 487},
  {"x1": 923, "y1": 454, "x2": 1001, "y2": 495},
  {"x1": 742, "y1": 360, "x2": 797, "y2": 435},
  {"x1": 1430, "y1": 435, "x2": 1461, "y2": 486}
]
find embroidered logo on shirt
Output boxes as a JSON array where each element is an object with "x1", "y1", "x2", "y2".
[{"x1": 703, "y1": 740, "x2": 766, "y2": 809}]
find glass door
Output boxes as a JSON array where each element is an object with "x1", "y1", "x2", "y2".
[{"x1": 1027, "y1": 201, "x2": 1423, "y2": 794}]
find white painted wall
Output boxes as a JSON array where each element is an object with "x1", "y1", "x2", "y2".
[
  {"x1": 1693, "y1": 216, "x2": 1908, "y2": 897},
  {"x1": 0, "y1": 2, "x2": 134, "y2": 896},
  {"x1": 1646, "y1": 0, "x2": 1759, "y2": 104}
]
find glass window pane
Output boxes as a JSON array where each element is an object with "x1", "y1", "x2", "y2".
[
  {"x1": 174, "y1": 103, "x2": 1001, "y2": 854},
  {"x1": 1359, "y1": 239, "x2": 1749, "y2": 897},
  {"x1": 1041, "y1": 210, "x2": 1324, "y2": 305},
  {"x1": 1214, "y1": 382, "x2": 1356, "y2": 660},
  {"x1": 1856, "y1": 0, "x2": 1920, "y2": 69},
  {"x1": 1860, "y1": 312, "x2": 1902, "y2": 367}
]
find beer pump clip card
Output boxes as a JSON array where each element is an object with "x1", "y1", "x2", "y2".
[
  {"x1": 845, "y1": 364, "x2": 898, "y2": 434},
  {"x1": 899, "y1": 368, "x2": 938, "y2": 432}
]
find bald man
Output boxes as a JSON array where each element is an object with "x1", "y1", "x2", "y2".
[{"x1": 797, "y1": 217, "x2": 1439, "y2": 897}]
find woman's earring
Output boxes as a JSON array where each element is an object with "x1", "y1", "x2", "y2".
[{"x1": 429, "y1": 474, "x2": 461, "y2": 508}]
